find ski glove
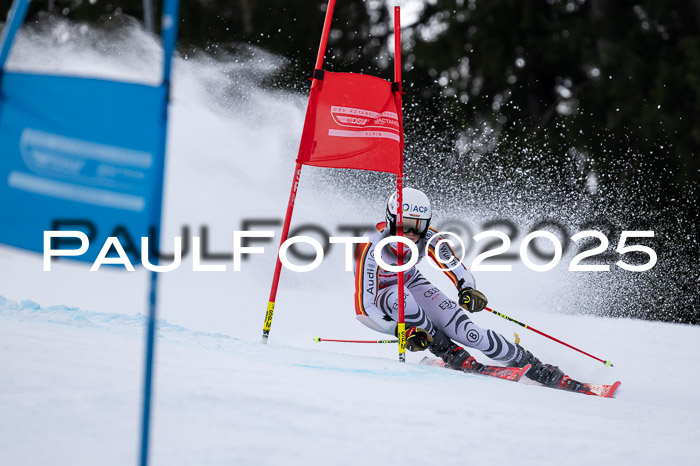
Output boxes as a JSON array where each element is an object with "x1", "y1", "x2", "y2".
[
  {"x1": 396, "y1": 326, "x2": 433, "y2": 352},
  {"x1": 457, "y1": 279, "x2": 488, "y2": 313}
]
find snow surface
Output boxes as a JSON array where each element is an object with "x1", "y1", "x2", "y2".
[
  {"x1": 2, "y1": 297, "x2": 700, "y2": 466},
  {"x1": 1, "y1": 20, "x2": 699, "y2": 466}
]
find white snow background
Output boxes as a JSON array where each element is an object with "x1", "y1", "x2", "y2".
[{"x1": 1, "y1": 19, "x2": 699, "y2": 466}]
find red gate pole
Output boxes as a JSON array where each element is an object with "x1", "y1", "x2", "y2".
[
  {"x1": 393, "y1": 6, "x2": 406, "y2": 362},
  {"x1": 262, "y1": 0, "x2": 337, "y2": 343}
]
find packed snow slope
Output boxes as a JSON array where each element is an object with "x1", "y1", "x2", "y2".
[
  {"x1": 2, "y1": 297, "x2": 700, "y2": 466},
  {"x1": 1, "y1": 19, "x2": 699, "y2": 466}
]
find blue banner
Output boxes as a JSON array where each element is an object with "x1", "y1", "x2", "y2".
[
  {"x1": 0, "y1": 0, "x2": 178, "y2": 264},
  {"x1": 0, "y1": 73, "x2": 167, "y2": 262}
]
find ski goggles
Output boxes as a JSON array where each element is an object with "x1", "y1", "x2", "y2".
[{"x1": 401, "y1": 217, "x2": 429, "y2": 235}]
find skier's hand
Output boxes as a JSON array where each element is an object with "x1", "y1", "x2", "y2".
[
  {"x1": 458, "y1": 285, "x2": 488, "y2": 312},
  {"x1": 400, "y1": 326, "x2": 433, "y2": 352}
]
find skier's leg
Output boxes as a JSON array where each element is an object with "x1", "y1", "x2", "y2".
[
  {"x1": 407, "y1": 273, "x2": 569, "y2": 383},
  {"x1": 375, "y1": 286, "x2": 474, "y2": 360},
  {"x1": 410, "y1": 276, "x2": 567, "y2": 383},
  {"x1": 375, "y1": 285, "x2": 436, "y2": 336},
  {"x1": 389, "y1": 273, "x2": 482, "y2": 370},
  {"x1": 426, "y1": 327, "x2": 483, "y2": 371},
  {"x1": 408, "y1": 274, "x2": 519, "y2": 362},
  {"x1": 382, "y1": 274, "x2": 569, "y2": 382}
]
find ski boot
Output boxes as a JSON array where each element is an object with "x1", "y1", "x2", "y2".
[
  {"x1": 429, "y1": 329, "x2": 483, "y2": 372},
  {"x1": 509, "y1": 344, "x2": 565, "y2": 386}
]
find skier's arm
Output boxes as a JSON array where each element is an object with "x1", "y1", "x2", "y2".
[
  {"x1": 425, "y1": 227, "x2": 476, "y2": 290},
  {"x1": 425, "y1": 228, "x2": 488, "y2": 311}
]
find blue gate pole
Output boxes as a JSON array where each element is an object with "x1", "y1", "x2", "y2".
[
  {"x1": 0, "y1": 0, "x2": 30, "y2": 70},
  {"x1": 139, "y1": 271, "x2": 160, "y2": 466},
  {"x1": 139, "y1": 1, "x2": 180, "y2": 465}
]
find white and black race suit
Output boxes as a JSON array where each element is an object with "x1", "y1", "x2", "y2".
[{"x1": 353, "y1": 222, "x2": 517, "y2": 362}]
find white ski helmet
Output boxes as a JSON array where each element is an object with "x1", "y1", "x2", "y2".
[{"x1": 385, "y1": 187, "x2": 432, "y2": 237}]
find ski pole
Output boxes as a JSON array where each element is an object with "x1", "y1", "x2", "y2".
[
  {"x1": 314, "y1": 337, "x2": 399, "y2": 344},
  {"x1": 485, "y1": 307, "x2": 614, "y2": 367}
]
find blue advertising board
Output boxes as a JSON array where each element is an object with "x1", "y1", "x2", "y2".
[
  {"x1": 0, "y1": 0, "x2": 178, "y2": 264},
  {"x1": 0, "y1": 72, "x2": 167, "y2": 261}
]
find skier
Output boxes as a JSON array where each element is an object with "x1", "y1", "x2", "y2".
[{"x1": 353, "y1": 187, "x2": 581, "y2": 390}]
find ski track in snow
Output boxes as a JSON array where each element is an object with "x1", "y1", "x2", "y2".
[{"x1": 2, "y1": 296, "x2": 700, "y2": 466}]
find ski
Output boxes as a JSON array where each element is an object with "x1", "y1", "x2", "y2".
[
  {"x1": 419, "y1": 356, "x2": 531, "y2": 382},
  {"x1": 558, "y1": 377, "x2": 621, "y2": 398}
]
